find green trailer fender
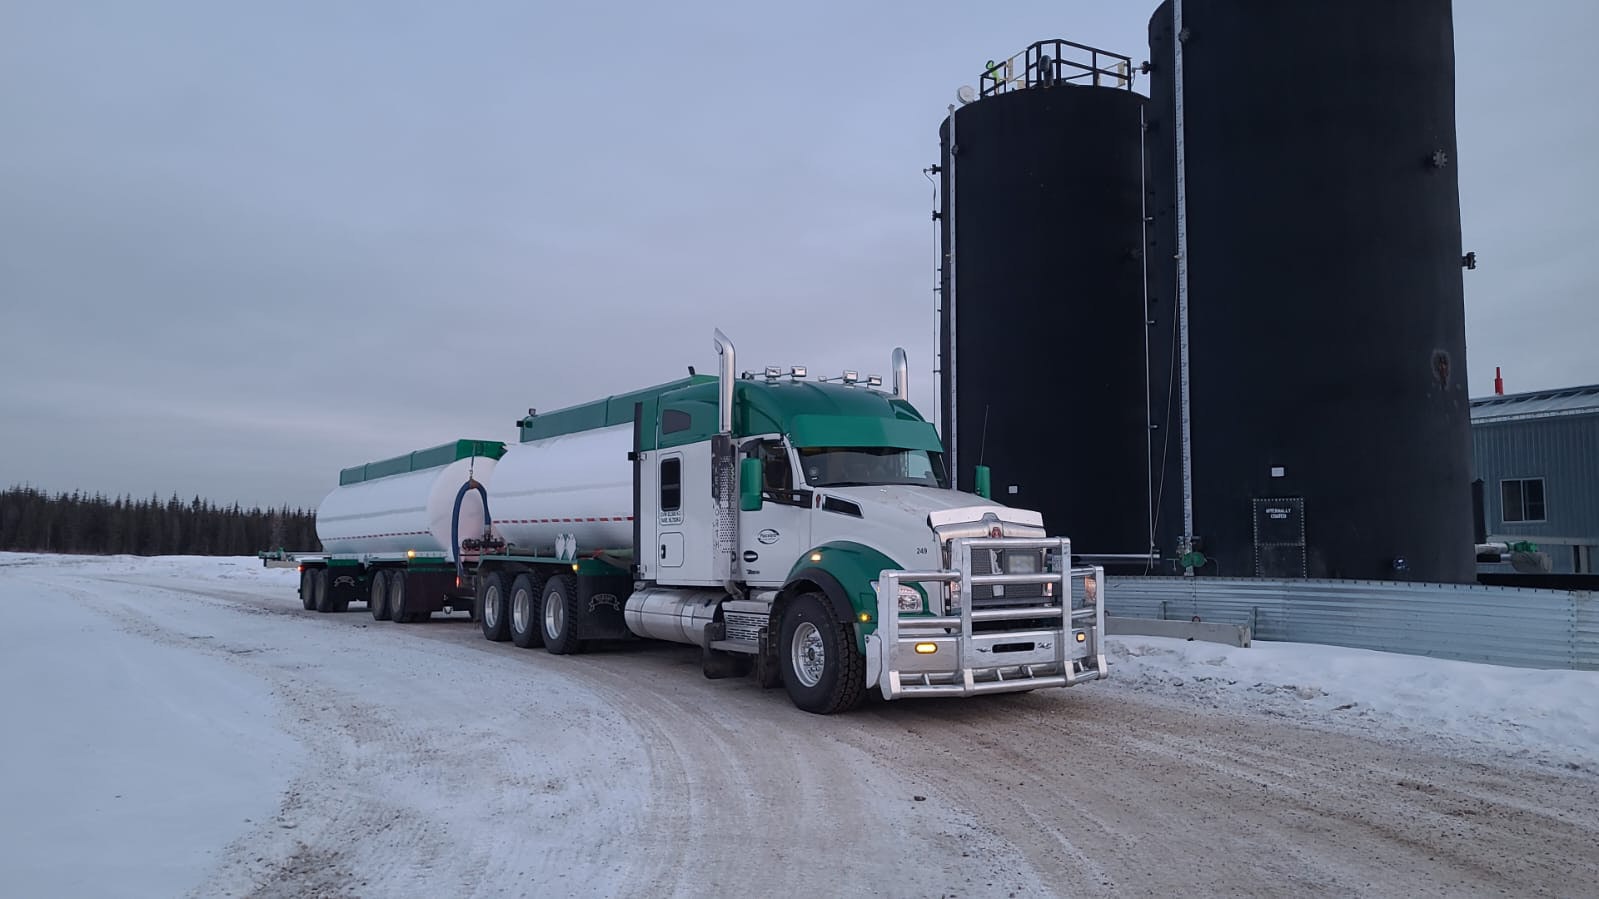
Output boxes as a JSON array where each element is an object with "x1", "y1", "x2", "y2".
[{"x1": 783, "y1": 541, "x2": 926, "y2": 654}]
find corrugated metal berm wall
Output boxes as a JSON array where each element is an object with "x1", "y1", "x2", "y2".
[{"x1": 1106, "y1": 578, "x2": 1597, "y2": 671}]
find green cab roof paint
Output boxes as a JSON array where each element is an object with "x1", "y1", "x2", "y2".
[
  {"x1": 521, "y1": 376, "x2": 936, "y2": 451},
  {"x1": 785, "y1": 540, "x2": 926, "y2": 653},
  {"x1": 338, "y1": 439, "x2": 507, "y2": 486},
  {"x1": 786, "y1": 414, "x2": 942, "y2": 451}
]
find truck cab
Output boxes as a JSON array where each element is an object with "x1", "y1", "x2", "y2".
[{"x1": 622, "y1": 331, "x2": 1107, "y2": 713}]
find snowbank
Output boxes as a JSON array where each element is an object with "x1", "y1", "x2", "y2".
[{"x1": 1105, "y1": 635, "x2": 1599, "y2": 770}]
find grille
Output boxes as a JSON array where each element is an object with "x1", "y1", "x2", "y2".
[{"x1": 969, "y1": 548, "x2": 1047, "y2": 608}]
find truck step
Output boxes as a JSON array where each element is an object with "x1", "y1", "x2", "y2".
[{"x1": 709, "y1": 639, "x2": 759, "y2": 656}]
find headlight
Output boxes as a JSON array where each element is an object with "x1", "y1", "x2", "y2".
[
  {"x1": 897, "y1": 585, "x2": 923, "y2": 613},
  {"x1": 1083, "y1": 575, "x2": 1098, "y2": 604},
  {"x1": 1004, "y1": 552, "x2": 1040, "y2": 575}
]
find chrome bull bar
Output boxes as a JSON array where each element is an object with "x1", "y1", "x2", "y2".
[{"x1": 865, "y1": 536, "x2": 1108, "y2": 700}]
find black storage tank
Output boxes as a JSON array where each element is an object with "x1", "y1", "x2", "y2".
[
  {"x1": 938, "y1": 40, "x2": 1154, "y2": 557},
  {"x1": 1144, "y1": 0, "x2": 1476, "y2": 582}
]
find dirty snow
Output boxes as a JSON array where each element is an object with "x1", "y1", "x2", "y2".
[{"x1": 1, "y1": 552, "x2": 1595, "y2": 898}]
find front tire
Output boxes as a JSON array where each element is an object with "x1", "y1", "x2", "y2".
[
  {"x1": 478, "y1": 572, "x2": 510, "y2": 642},
  {"x1": 510, "y1": 573, "x2": 545, "y2": 649},
  {"x1": 540, "y1": 574, "x2": 581, "y2": 655},
  {"x1": 369, "y1": 570, "x2": 391, "y2": 620},
  {"x1": 779, "y1": 592, "x2": 867, "y2": 714}
]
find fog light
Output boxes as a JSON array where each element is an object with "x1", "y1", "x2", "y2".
[
  {"x1": 1076, "y1": 632, "x2": 1087, "y2": 642},
  {"x1": 914, "y1": 642, "x2": 938, "y2": 655}
]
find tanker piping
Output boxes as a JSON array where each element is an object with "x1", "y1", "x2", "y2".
[{"x1": 451, "y1": 478, "x2": 491, "y2": 580}]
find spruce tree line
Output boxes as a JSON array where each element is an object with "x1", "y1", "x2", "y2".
[{"x1": 0, "y1": 485, "x2": 319, "y2": 556}]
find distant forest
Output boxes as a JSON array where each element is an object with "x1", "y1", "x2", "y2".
[{"x1": 0, "y1": 486, "x2": 319, "y2": 556}]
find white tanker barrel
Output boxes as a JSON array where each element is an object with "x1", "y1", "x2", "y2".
[
  {"x1": 491, "y1": 424, "x2": 634, "y2": 556},
  {"x1": 316, "y1": 440, "x2": 504, "y2": 560}
]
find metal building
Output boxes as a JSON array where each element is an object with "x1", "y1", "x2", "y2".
[{"x1": 1471, "y1": 384, "x2": 1599, "y2": 574}]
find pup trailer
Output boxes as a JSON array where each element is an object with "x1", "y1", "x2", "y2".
[{"x1": 287, "y1": 331, "x2": 1107, "y2": 713}]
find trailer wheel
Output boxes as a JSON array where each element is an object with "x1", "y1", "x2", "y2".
[
  {"x1": 388, "y1": 571, "x2": 412, "y2": 623},
  {"x1": 478, "y1": 572, "x2": 511, "y2": 642},
  {"x1": 540, "y1": 574, "x2": 582, "y2": 655},
  {"x1": 313, "y1": 568, "x2": 334, "y2": 613},
  {"x1": 510, "y1": 573, "x2": 545, "y2": 649},
  {"x1": 779, "y1": 591, "x2": 867, "y2": 714},
  {"x1": 369, "y1": 570, "x2": 391, "y2": 621},
  {"x1": 300, "y1": 569, "x2": 316, "y2": 611}
]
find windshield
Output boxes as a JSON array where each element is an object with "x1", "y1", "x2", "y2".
[{"x1": 797, "y1": 446, "x2": 950, "y2": 489}]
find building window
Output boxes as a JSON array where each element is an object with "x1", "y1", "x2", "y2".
[{"x1": 1501, "y1": 478, "x2": 1546, "y2": 523}]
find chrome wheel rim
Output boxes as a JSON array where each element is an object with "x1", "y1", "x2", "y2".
[
  {"x1": 484, "y1": 585, "x2": 501, "y2": 630},
  {"x1": 791, "y1": 621, "x2": 825, "y2": 687},
  {"x1": 513, "y1": 587, "x2": 530, "y2": 634},
  {"x1": 544, "y1": 588, "x2": 564, "y2": 639}
]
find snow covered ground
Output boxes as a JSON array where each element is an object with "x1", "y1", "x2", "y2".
[
  {"x1": 1, "y1": 552, "x2": 1595, "y2": 898},
  {"x1": 1105, "y1": 634, "x2": 1599, "y2": 773}
]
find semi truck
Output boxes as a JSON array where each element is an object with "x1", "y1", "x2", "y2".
[{"x1": 288, "y1": 330, "x2": 1107, "y2": 713}]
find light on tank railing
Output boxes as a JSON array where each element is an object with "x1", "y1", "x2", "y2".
[
  {"x1": 914, "y1": 642, "x2": 938, "y2": 655},
  {"x1": 790, "y1": 366, "x2": 807, "y2": 379},
  {"x1": 867, "y1": 374, "x2": 882, "y2": 387},
  {"x1": 407, "y1": 550, "x2": 416, "y2": 559}
]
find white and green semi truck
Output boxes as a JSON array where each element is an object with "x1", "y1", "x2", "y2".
[{"x1": 290, "y1": 330, "x2": 1107, "y2": 713}]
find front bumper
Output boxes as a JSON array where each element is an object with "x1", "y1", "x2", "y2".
[{"x1": 865, "y1": 536, "x2": 1107, "y2": 700}]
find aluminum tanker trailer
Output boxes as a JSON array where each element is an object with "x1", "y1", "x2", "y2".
[
  {"x1": 294, "y1": 439, "x2": 503, "y2": 620},
  {"x1": 290, "y1": 331, "x2": 1108, "y2": 714}
]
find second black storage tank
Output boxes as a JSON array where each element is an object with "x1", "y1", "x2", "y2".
[
  {"x1": 938, "y1": 40, "x2": 1153, "y2": 557},
  {"x1": 1144, "y1": 0, "x2": 1476, "y2": 582}
]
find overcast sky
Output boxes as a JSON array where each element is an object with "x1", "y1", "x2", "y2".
[{"x1": 2, "y1": 1, "x2": 1593, "y2": 509}]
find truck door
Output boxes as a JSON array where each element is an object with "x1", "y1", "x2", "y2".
[
  {"x1": 738, "y1": 438, "x2": 810, "y2": 587},
  {"x1": 657, "y1": 452, "x2": 685, "y2": 568}
]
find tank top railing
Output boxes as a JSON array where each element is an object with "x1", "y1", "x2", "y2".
[{"x1": 979, "y1": 39, "x2": 1136, "y2": 97}]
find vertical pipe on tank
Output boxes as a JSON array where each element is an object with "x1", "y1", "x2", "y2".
[
  {"x1": 946, "y1": 102, "x2": 960, "y2": 481},
  {"x1": 892, "y1": 347, "x2": 909, "y2": 403},
  {"x1": 1140, "y1": 103, "x2": 1156, "y2": 562},
  {"x1": 1172, "y1": 0, "x2": 1195, "y2": 574}
]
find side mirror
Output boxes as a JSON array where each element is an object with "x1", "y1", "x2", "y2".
[
  {"x1": 739, "y1": 457, "x2": 764, "y2": 511},
  {"x1": 974, "y1": 465, "x2": 992, "y2": 499}
]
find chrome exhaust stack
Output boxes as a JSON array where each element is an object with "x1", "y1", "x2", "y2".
[
  {"x1": 713, "y1": 329, "x2": 735, "y2": 434},
  {"x1": 892, "y1": 347, "x2": 910, "y2": 402}
]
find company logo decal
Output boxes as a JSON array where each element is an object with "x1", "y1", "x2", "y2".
[{"x1": 757, "y1": 529, "x2": 780, "y2": 545}]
